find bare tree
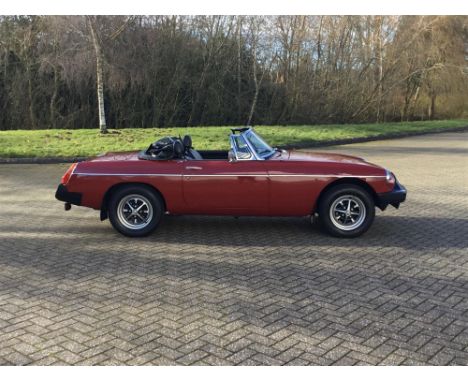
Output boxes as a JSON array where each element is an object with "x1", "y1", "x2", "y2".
[
  {"x1": 86, "y1": 16, "x2": 134, "y2": 133},
  {"x1": 0, "y1": 15, "x2": 467, "y2": 130},
  {"x1": 86, "y1": 16, "x2": 107, "y2": 133}
]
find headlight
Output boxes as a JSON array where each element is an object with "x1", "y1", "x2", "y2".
[{"x1": 385, "y1": 170, "x2": 395, "y2": 182}]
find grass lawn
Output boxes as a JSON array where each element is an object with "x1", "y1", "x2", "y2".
[{"x1": 0, "y1": 120, "x2": 467, "y2": 158}]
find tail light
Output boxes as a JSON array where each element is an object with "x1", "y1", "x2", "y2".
[{"x1": 61, "y1": 163, "x2": 78, "y2": 185}]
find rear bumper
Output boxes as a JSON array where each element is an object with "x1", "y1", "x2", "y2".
[
  {"x1": 376, "y1": 180, "x2": 407, "y2": 210},
  {"x1": 55, "y1": 184, "x2": 82, "y2": 206}
]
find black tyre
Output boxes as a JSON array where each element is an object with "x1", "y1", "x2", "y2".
[
  {"x1": 318, "y1": 184, "x2": 375, "y2": 238},
  {"x1": 108, "y1": 185, "x2": 164, "y2": 237}
]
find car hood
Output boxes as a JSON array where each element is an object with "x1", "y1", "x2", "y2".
[{"x1": 283, "y1": 150, "x2": 369, "y2": 165}]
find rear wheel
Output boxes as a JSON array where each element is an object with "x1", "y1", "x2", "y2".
[
  {"x1": 108, "y1": 185, "x2": 163, "y2": 237},
  {"x1": 318, "y1": 184, "x2": 375, "y2": 238}
]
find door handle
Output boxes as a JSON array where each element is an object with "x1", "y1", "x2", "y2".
[{"x1": 185, "y1": 166, "x2": 202, "y2": 170}]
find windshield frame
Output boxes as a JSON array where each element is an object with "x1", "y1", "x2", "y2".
[
  {"x1": 229, "y1": 127, "x2": 276, "y2": 161},
  {"x1": 230, "y1": 134, "x2": 253, "y2": 160},
  {"x1": 244, "y1": 129, "x2": 275, "y2": 160}
]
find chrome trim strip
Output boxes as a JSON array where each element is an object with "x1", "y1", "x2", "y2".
[
  {"x1": 270, "y1": 174, "x2": 386, "y2": 178},
  {"x1": 75, "y1": 173, "x2": 181, "y2": 177},
  {"x1": 74, "y1": 172, "x2": 386, "y2": 178}
]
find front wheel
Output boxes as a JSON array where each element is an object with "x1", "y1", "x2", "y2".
[
  {"x1": 108, "y1": 185, "x2": 163, "y2": 237},
  {"x1": 318, "y1": 184, "x2": 375, "y2": 238}
]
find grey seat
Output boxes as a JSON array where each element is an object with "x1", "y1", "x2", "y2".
[
  {"x1": 188, "y1": 148, "x2": 203, "y2": 160},
  {"x1": 182, "y1": 135, "x2": 203, "y2": 160}
]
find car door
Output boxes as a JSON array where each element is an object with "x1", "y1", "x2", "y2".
[
  {"x1": 182, "y1": 158, "x2": 269, "y2": 215},
  {"x1": 262, "y1": 153, "x2": 323, "y2": 216}
]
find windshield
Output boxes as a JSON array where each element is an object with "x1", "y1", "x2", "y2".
[
  {"x1": 232, "y1": 135, "x2": 252, "y2": 160},
  {"x1": 245, "y1": 130, "x2": 275, "y2": 159}
]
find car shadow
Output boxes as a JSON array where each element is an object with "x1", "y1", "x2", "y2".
[
  {"x1": 3, "y1": 213, "x2": 467, "y2": 251},
  {"x1": 149, "y1": 214, "x2": 468, "y2": 251}
]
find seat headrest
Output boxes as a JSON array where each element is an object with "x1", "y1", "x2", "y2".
[
  {"x1": 173, "y1": 140, "x2": 184, "y2": 157},
  {"x1": 182, "y1": 135, "x2": 192, "y2": 149}
]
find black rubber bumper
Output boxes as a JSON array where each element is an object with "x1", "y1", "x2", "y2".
[
  {"x1": 55, "y1": 184, "x2": 82, "y2": 206},
  {"x1": 376, "y1": 180, "x2": 407, "y2": 210}
]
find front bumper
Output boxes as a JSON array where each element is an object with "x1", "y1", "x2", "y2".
[
  {"x1": 376, "y1": 179, "x2": 407, "y2": 210},
  {"x1": 55, "y1": 184, "x2": 82, "y2": 206}
]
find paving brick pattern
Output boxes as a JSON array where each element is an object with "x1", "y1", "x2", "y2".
[{"x1": 0, "y1": 132, "x2": 467, "y2": 365}]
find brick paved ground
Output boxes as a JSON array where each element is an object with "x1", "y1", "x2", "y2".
[{"x1": 0, "y1": 132, "x2": 467, "y2": 365}]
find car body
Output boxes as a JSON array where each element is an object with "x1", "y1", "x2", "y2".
[{"x1": 56, "y1": 127, "x2": 406, "y2": 237}]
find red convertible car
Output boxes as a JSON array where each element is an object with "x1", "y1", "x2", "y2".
[{"x1": 56, "y1": 127, "x2": 406, "y2": 238}]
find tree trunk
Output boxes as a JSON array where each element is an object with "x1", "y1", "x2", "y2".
[
  {"x1": 187, "y1": 16, "x2": 224, "y2": 126},
  {"x1": 246, "y1": 63, "x2": 258, "y2": 126},
  {"x1": 87, "y1": 17, "x2": 108, "y2": 133},
  {"x1": 429, "y1": 93, "x2": 436, "y2": 120},
  {"x1": 187, "y1": 66, "x2": 208, "y2": 126},
  {"x1": 409, "y1": 85, "x2": 420, "y2": 119},
  {"x1": 237, "y1": 18, "x2": 242, "y2": 121},
  {"x1": 247, "y1": 26, "x2": 258, "y2": 126},
  {"x1": 375, "y1": 16, "x2": 384, "y2": 122},
  {"x1": 50, "y1": 66, "x2": 58, "y2": 129},
  {"x1": 312, "y1": 16, "x2": 323, "y2": 91},
  {"x1": 26, "y1": 64, "x2": 36, "y2": 129}
]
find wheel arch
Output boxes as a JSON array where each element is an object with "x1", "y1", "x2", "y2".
[
  {"x1": 100, "y1": 182, "x2": 167, "y2": 221},
  {"x1": 313, "y1": 177, "x2": 378, "y2": 214}
]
